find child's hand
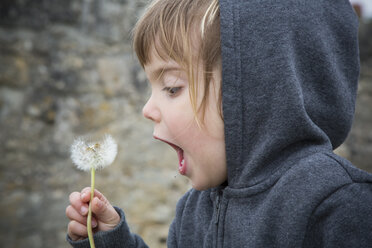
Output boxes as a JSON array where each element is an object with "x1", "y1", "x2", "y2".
[{"x1": 66, "y1": 187, "x2": 120, "y2": 241}]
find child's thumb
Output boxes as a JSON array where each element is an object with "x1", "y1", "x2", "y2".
[{"x1": 91, "y1": 197, "x2": 120, "y2": 227}]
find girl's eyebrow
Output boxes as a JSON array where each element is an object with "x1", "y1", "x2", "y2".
[{"x1": 149, "y1": 66, "x2": 182, "y2": 82}]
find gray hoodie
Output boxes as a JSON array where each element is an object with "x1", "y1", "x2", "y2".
[{"x1": 68, "y1": 0, "x2": 372, "y2": 247}]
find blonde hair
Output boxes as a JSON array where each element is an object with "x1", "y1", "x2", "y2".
[{"x1": 133, "y1": 0, "x2": 222, "y2": 125}]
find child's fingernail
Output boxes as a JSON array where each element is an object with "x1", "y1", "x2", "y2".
[
  {"x1": 81, "y1": 206, "x2": 88, "y2": 215},
  {"x1": 81, "y1": 193, "x2": 86, "y2": 200},
  {"x1": 96, "y1": 199, "x2": 102, "y2": 208},
  {"x1": 92, "y1": 219, "x2": 97, "y2": 228}
]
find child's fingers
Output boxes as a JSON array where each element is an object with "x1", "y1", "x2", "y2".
[
  {"x1": 68, "y1": 189, "x2": 119, "y2": 232},
  {"x1": 91, "y1": 196, "x2": 120, "y2": 230},
  {"x1": 80, "y1": 187, "x2": 105, "y2": 203},
  {"x1": 69, "y1": 191, "x2": 89, "y2": 216},
  {"x1": 66, "y1": 205, "x2": 98, "y2": 228},
  {"x1": 80, "y1": 187, "x2": 91, "y2": 202},
  {"x1": 91, "y1": 196, "x2": 109, "y2": 219},
  {"x1": 67, "y1": 220, "x2": 88, "y2": 241},
  {"x1": 66, "y1": 205, "x2": 85, "y2": 225}
]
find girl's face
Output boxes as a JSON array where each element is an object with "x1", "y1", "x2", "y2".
[{"x1": 142, "y1": 49, "x2": 227, "y2": 190}]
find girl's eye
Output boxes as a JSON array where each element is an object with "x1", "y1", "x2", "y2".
[{"x1": 163, "y1": 87, "x2": 182, "y2": 97}]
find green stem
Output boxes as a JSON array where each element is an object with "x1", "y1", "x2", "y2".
[{"x1": 87, "y1": 167, "x2": 96, "y2": 248}]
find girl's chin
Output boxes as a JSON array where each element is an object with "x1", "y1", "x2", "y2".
[
  {"x1": 191, "y1": 183, "x2": 206, "y2": 191},
  {"x1": 190, "y1": 180, "x2": 213, "y2": 191},
  {"x1": 191, "y1": 177, "x2": 227, "y2": 191}
]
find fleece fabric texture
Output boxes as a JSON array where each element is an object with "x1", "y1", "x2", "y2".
[{"x1": 68, "y1": 0, "x2": 372, "y2": 247}]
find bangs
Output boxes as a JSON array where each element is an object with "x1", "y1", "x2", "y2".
[{"x1": 133, "y1": 0, "x2": 208, "y2": 68}]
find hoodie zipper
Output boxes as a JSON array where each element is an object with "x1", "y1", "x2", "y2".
[
  {"x1": 214, "y1": 190, "x2": 223, "y2": 248},
  {"x1": 215, "y1": 193, "x2": 221, "y2": 225}
]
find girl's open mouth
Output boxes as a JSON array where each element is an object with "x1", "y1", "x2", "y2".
[{"x1": 154, "y1": 136, "x2": 187, "y2": 175}]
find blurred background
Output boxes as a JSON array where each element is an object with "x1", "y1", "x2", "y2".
[{"x1": 0, "y1": 0, "x2": 371, "y2": 247}]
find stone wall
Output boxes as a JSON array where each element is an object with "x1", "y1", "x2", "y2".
[
  {"x1": 339, "y1": 18, "x2": 372, "y2": 172},
  {"x1": 0, "y1": 1, "x2": 190, "y2": 247},
  {"x1": 0, "y1": 1, "x2": 371, "y2": 247}
]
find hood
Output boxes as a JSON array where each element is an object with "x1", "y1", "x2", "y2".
[{"x1": 219, "y1": 0, "x2": 359, "y2": 188}]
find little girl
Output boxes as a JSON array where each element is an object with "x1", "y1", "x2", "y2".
[{"x1": 66, "y1": 0, "x2": 372, "y2": 247}]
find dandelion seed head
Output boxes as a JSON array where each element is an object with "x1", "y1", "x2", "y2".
[{"x1": 70, "y1": 134, "x2": 118, "y2": 171}]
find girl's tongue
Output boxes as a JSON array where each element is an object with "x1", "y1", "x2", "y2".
[{"x1": 176, "y1": 148, "x2": 186, "y2": 175}]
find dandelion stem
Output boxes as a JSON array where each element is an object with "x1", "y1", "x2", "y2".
[{"x1": 87, "y1": 167, "x2": 96, "y2": 248}]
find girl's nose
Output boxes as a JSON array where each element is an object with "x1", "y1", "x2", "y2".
[{"x1": 142, "y1": 95, "x2": 161, "y2": 123}]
